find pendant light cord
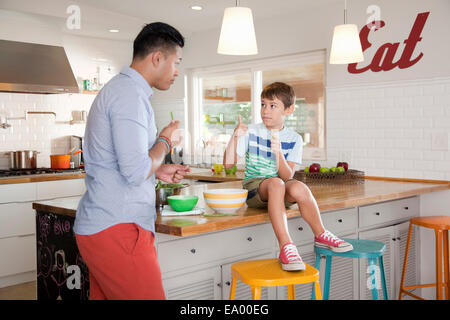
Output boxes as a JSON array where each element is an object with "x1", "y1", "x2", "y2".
[{"x1": 344, "y1": 0, "x2": 347, "y2": 24}]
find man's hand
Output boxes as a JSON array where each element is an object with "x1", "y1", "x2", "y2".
[
  {"x1": 159, "y1": 120, "x2": 183, "y2": 148},
  {"x1": 156, "y1": 164, "x2": 191, "y2": 184}
]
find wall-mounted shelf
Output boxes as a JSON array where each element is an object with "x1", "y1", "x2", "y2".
[
  {"x1": 81, "y1": 90, "x2": 99, "y2": 95},
  {"x1": 204, "y1": 96, "x2": 233, "y2": 101}
]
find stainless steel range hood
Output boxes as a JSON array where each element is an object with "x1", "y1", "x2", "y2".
[{"x1": 0, "y1": 40, "x2": 79, "y2": 94}]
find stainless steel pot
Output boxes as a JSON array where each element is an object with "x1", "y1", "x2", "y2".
[
  {"x1": 155, "y1": 183, "x2": 189, "y2": 208},
  {"x1": 9, "y1": 150, "x2": 39, "y2": 169}
]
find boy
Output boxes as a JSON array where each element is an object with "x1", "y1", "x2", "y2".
[{"x1": 223, "y1": 82, "x2": 353, "y2": 271}]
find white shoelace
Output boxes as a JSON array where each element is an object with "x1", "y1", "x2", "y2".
[
  {"x1": 283, "y1": 244, "x2": 302, "y2": 262},
  {"x1": 320, "y1": 230, "x2": 344, "y2": 245}
]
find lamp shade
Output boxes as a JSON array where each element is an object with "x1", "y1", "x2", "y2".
[
  {"x1": 217, "y1": 7, "x2": 258, "y2": 55},
  {"x1": 329, "y1": 24, "x2": 364, "y2": 64}
]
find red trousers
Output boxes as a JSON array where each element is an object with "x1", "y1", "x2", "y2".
[{"x1": 75, "y1": 223, "x2": 165, "y2": 300}]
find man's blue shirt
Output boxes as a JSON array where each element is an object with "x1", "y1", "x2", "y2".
[{"x1": 74, "y1": 67, "x2": 157, "y2": 235}]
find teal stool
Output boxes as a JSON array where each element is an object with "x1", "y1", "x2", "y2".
[{"x1": 312, "y1": 238, "x2": 389, "y2": 300}]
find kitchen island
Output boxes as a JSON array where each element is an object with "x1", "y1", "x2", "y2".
[{"x1": 32, "y1": 178, "x2": 449, "y2": 300}]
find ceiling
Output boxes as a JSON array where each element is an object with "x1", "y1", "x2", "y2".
[{"x1": 0, "y1": 0, "x2": 343, "y2": 41}]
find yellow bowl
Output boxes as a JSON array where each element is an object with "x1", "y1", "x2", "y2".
[{"x1": 203, "y1": 188, "x2": 248, "y2": 214}]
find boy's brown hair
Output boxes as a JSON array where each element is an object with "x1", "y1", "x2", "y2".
[{"x1": 261, "y1": 82, "x2": 296, "y2": 108}]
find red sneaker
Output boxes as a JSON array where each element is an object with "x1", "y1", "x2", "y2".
[
  {"x1": 314, "y1": 230, "x2": 353, "y2": 253},
  {"x1": 279, "y1": 243, "x2": 306, "y2": 271}
]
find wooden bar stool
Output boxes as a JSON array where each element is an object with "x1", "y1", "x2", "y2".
[
  {"x1": 399, "y1": 216, "x2": 450, "y2": 300},
  {"x1": 312, "y1": 238, "x2": 388, "y2": 300},
  {"x1": 229, "y1": 258, "x2": 322, "y2": 300}
]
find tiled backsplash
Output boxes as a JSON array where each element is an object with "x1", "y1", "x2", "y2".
[
  {"x1": 324, "y1": 77, "x2": 450, "y2": 180},
  {"x1": 0, "y1": 92, "x2": 95, "y2": 169}
]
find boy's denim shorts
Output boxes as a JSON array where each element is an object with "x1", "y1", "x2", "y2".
[{"x1": 242, "y1": 177, "x2": 297, "y2": 209}]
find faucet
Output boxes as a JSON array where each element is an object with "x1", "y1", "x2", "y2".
[{"x1": 1, "y1": 111, "x2": 57, "y2": 129}]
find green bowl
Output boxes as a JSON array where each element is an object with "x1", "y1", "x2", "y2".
[{"x1": 167, "y1": 195, "x2": 199, "y2": 212}]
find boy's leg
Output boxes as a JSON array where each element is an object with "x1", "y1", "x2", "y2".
[
  {"x1": 284, "y1": 179, "x2": 325, "y2": 237},
  {"x1": 258, "y1": 177, "x2": 293, "y2": 248},
  {"x1": 285, "y1": 179, "x2": 353, "y2": 252}
]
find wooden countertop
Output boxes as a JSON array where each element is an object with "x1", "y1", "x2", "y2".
[
  {"x1": 184, "y1": 167, "x2": 244, "y2": 182},
  {"x1": 32, "y1": 178, "x2": 450, "y2": 237},
  {"x1": 0, "y1": 172, "x2": 85, "y2": 185}
]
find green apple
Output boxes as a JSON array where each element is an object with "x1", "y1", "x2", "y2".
[
  {"x1": 336, "y1": 166, "x2": 345, "y2": 173},
  {"x1": 330, "y1": 167, "x2": 337, "y2": 172},
  {"x1": 304, "y1": 166, "x2": 310, "y2": 173},
  {"x1": 319, "y1": 167, "x2": 330, "y2": 173}
]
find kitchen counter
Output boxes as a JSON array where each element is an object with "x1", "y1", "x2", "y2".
[
  {"x1": 184, "y1": 166, "x2": 244, "y2": 182},
  {"x1": 32, "y1": 178, "x2": 450, "y2": 237},
  {"x1": 0, "y1": 172, "x2": 85, "y2": 185}
]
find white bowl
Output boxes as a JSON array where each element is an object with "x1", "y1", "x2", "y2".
[{"x1": 203, "y1": 188, "x2": 248, "y2": 214}]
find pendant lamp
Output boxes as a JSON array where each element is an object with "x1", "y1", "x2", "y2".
[
  {"x1": 217, "y1": 0, "x2": 258, "y2": 55},
  {"x1": 329, "y1": 0, "x2": 364, "y2": 64}
]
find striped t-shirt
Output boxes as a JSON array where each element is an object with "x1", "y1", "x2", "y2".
[{"x1": 236, "y1": 123, "x2": 303, "y2": 180}]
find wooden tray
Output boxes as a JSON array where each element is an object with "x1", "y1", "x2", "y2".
[{"x1": 294, "y1": 169, "x2": 365, "y2": 185}]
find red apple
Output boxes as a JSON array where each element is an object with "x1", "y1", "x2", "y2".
[
  {"x1": 309, "y1": 163, "x2": 321, "y2": 173},
  {"x1": 337, "y1": 162, "x2": 349, "y2": 171}
]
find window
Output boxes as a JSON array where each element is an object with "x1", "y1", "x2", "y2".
[{"x1": 187, "y1": 50, "x2": 326, "y2": 166}]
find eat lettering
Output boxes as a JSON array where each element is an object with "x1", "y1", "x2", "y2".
[{"x1": 348, "y1": 11, "x2": 430, "y2": 73}]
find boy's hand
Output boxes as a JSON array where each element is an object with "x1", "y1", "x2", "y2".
[
  {"x1": 270, "y1": 131, "x2": 282, "y2": 156},
  {"x1": 233, "y1": 115, "x2": 248, "y2": 138}
]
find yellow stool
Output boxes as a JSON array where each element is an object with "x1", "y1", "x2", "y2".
[{"x1": 229, "y1": 258, "x2": 322, "y2": 300}]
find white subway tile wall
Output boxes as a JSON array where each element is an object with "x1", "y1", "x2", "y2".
[
  {"x1": 0, "y1": 92, "x2": 95, "y2": 169},
  {"x1": 325, "y1": 77, "x2": 450, "y2": 181}
]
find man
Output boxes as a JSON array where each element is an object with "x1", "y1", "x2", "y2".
[{"x1": 73, "y1": 22, "x2": 189, "y2": 300}]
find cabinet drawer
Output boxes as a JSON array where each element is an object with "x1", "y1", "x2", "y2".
[
  {"x1": 288, "y1": 207, "x2": 357, "y2": 245},
  {"x1": 0, "y1": 183, "x2": 36, "y2": 203},
  {"x1": 158, "y1": 223, "x2": 275, "y2": 273},
  {"x1": 0, "y1": 202, "x2": 35, "y2": 239},
  {"x1": 0, "y1": 235, "x2": 36, "y2": 277},
  {"x1": 36, "y1": 179, "x2": 86, "y2": 200},
  {"x1": 359, "y1": 197, "x2": 419, "y2": 229},
  {"x1": 322, "y1": 207, "x2": 358, "y2": 235}
]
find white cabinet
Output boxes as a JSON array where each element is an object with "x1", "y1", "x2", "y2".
[
  {"x1": 0, "y1": 235, "x2": 36, "y2": 278},
  {"x1": 0, "y1": 183, "x2": 35, "y2": 203},
  {"x1": 358, "y1": 221, "x2": 419, "y2": 300},
  {"x1": 36, "y1": 179, "x2": 86, "y2": 200},
  {"x1": 163, "y1": 266, "x2": 222, "y2": 300},
  {"x1": 0, "y1": 202, "x2": 35, "y2": 238},
  {"x1": 0, "y1": 178, "x2": 86, "y2": 288},
  {"x1": 158, "y1": 223, "x2": 275, "y2": 273},
  {"x1": 221, "y1": 253, "x2": 275, "y2": 300},
  {"x1": 358, "y1": 226, "x2": 395, "y2": 300},
  {"x1": 359, "y1": 197, "x2": 419, "y2": 229}
]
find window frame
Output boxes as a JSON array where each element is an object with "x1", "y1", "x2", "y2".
[{"x1": 186, "y1": 49, "x2": 327, "y2": 164}]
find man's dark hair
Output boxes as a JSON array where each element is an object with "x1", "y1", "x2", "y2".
[
  {"x1": 133, "y1": 22, "x2": 184, "y2": 59},
  {"x1": 261, "y1": 82, "x2": 296, "y2": 108}
]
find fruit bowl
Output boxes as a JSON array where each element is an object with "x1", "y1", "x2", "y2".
[
  {"x1": 167, "y1": 195, "x2": 199, "y2": 212},
  {"x1": 203, "y1": 188, "x2": 248, "y2": 214}
]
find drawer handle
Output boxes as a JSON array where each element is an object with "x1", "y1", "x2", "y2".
[
  {"x1": 397, "y1": 237, "x2": 401, "y2": 240},
  {"x1": 338, "y1": 219, "x2": 343, "y2": 223},
  {"x1": 375, "y1": 212, "x2": 380, "y2": 216},
  {"x1": 404, "y1": 206, "x2": 409, "y2": 210},
  {"x1": 392, "y1": 238, "x2": 396, "y2": 241},
  {"x1": 225, "y1": 281, "x2": 231, "y2": 286},
  {"x1": 190, "y1": 248, "x2": 196, "y2": 254},
  {"x1": 247, "y1": 237, "x2": 253, "y2": 242},
  {"x1": 298, "y1": 227, "x2": 303, "y2": 231}
]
